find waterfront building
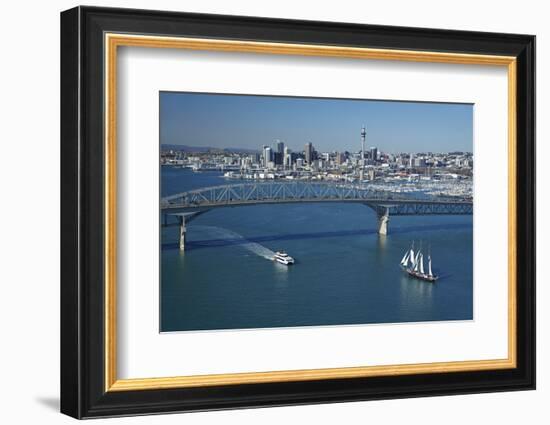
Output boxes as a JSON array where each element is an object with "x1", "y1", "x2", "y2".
[
  {"x1": 316, "y1": 159, "x2": 325, "y2": 170},
  {"x1": 240, "y1": 157, "x2": 252, "y2": 169},
  {"x1": 368, "y1": 168, "x2": 376, "y2": 181}
]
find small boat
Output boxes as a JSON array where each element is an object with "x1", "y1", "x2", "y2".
[
  {"x1": 400, "y1": 243, "x2": 438, "y2": 282},
  {"x1": 273, "y1": 251, "x2": 295, "y2": 265}
]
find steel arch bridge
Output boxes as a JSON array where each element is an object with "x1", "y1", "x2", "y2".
[{"x1": 161, "y1": 181, "x2": 472, "y2": 250}]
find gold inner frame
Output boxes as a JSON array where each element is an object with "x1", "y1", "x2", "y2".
[{"x1": 104, "y1": 33, "x2": 517, "y2": 392}]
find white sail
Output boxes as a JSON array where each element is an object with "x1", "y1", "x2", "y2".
[
  {"x1": 400, "y1": 250, "x2": 409, "y2": 266},
  {"x1": 413, "y1": 251, "x2": 420, "y2": 271},
  {"x1": 428, "y1": 255, "x2": 433, "y2": 277},
  {"x1": 419, "y1": 254, "x2": 425, "y2": 274},
  {"x1": 410, "y1": 248, "x2": 416, "y2": 267}
]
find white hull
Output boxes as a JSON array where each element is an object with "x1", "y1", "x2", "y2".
[
  {"x1": 273, "y1": 251, "x2": 295, "y2": 265},
  {"x1": 274, "y1": 257, "x2": 294, "y2": 265}
]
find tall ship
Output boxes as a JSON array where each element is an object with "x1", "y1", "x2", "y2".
[{"x1": 400, "y1": 243, "x2": 438, "y2": 282}]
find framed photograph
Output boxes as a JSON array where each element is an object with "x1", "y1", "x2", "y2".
[{"x1": 60, "y1": 6, "x2": 535, "y2": 419}]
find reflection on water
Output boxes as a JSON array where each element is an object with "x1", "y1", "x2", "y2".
[
  {"x1": 273, "y1": 262, "x2": 290, "y2": 288},
  {"x1": 398, "y1": 274, "x2": 434, "y2": 318}
]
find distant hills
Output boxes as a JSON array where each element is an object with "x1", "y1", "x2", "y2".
[{"x1": 161, "y1": 144, "x2": 260, "y2": 154}]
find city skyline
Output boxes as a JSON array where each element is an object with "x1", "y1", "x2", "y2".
[{"x1": 160, "y1": 92, "x2": 473, "y2": 154}]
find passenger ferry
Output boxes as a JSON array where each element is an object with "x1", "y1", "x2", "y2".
[
  {"x1": 400, "y1": 243, "x2": 438, "y2": 282},
  {"x1": 273, "y1": 251, "x2": 295, "y2": 265}
]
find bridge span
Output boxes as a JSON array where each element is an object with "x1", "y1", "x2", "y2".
[{"x1": 161, "y1": 181, "x2": 472, "y2": 250}]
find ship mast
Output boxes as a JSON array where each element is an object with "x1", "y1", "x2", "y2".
[
  {"x1": 428, "y1": 245, "x2": 433, "y2": 277},
  {"x1": 409, "y1": 241, "x2": 415, "y2": 268}
]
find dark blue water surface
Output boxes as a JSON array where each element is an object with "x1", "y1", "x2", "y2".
[{"x1": 160, "y1": 167, "x2": 473, "y2": 332}]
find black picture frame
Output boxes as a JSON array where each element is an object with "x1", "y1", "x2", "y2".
[{"x1": 61, "y1": 5, "x2": 535, "y2": 419}]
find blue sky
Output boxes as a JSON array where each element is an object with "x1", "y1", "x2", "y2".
[{"x1": 160, "y1": 92, "x2": 473, "y2": 153}]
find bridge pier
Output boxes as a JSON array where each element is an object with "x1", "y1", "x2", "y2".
[
  {"x1": 377, "y1": 208, "x2": 390, "y2": 236},
  {"x1": 179, "y1": 216, "x2": 186, "y2": 251},
  {"x1": 161, "y1": 210, "x2": 209, "y2": 251}
]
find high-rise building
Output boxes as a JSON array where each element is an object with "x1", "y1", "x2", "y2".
[
  {"x1": 263, "y1": 146, "x2": 272, "y2": 167},
  {"x1": 305, "y1": 142, "x2": 313, "y2": 164},
  {"x1": 370, "y1": 146, "x2": 378, "y2": 163},
  {"x1": 276, "y1": 140, "x2": 285, "y2": 156},
  {"x1": 414, "y1": 157, "x2": 426, "y2": 168},
  {"x1": 368, "y1": 168, "x2": 376, "y2": 180},
  {"x1": 284, "y1": 146, "x2": 292, "y2": 169},
  {"x1": 273, "y1": 152, "x2": 282, "y2": 166}
]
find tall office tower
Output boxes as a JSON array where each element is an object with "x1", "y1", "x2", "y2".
[
  {"x1": 284, "y1": 146, "x2": 292, "y2": 169},
  {"x1": 276, "y1": 140, "x2": 285, "y2": 156},
  {"x1": 305, "y1": 142, "x2": 313, "y2": 164},
  {"x1": 250, "y1": 152, "x2": 260, "y2": 164},
  {"x1": 409, "y1": 153, "x2": 415, "y2": 168},
  {"x1": 273, "y1": 152, "x2": 283, "y2": 166},
  {"x1": 370, "y1": 146, "x2": 378, "y2": 163},
  {"x1": 263, "y1": 146, "x2": 272, "y2": 167}
]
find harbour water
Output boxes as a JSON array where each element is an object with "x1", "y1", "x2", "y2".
[{"x1": 160, "y1": 167, "x2": 473, "y2": 332}]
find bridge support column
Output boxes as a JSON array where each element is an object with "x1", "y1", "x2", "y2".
[
  {"x1": 179, "y1": 216, "x2": 186, "y2": 251},
  {"x1": 377, "y1": 208, "x2": 390, "y2": 236}
]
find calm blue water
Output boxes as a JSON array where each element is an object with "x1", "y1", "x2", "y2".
[{"x1": 160, "y1": 167, "x2": 473, "y2": 332}]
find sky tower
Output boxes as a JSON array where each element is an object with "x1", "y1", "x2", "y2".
[
  {"x1": 360, "y1": 125, "x2": 366, "y2": 180},
  {"x1": 361, "y1": 126, "x2": 366, "y2": 161}
]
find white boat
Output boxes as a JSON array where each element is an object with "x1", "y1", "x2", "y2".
[
  {"x1": 273, "y1": 251, "x2": 295, "y2": 265},
  {"x1": 400, "y1": 243, "x2": 438, "y2": 282}
]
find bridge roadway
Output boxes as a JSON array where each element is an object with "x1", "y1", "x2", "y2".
[{"x1": 160, "y1": 181, "x2": 472, "y2": 250}]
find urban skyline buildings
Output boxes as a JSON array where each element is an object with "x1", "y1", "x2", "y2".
[{"x1": 160, "y1": 92, "x2": 473, "y2": 153}]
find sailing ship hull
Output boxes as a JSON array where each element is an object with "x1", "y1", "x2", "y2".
[
  {"x1": 400, "y1": 244, "x2": 438, "y2": 282},
  {"x1": 404, "y1": 268, "x2": 438, "y2": 282}
]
